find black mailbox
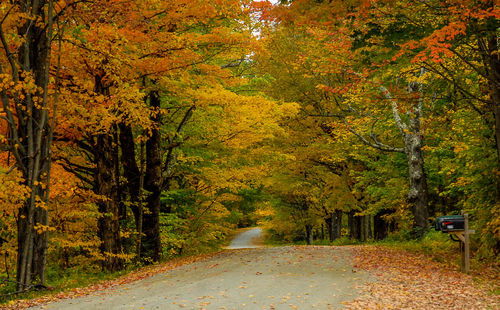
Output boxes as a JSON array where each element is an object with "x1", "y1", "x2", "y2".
[{"x1": 435, "y1": 215, "x2": 465, "y2": 232}]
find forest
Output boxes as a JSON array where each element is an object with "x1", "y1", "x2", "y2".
[{"x1": 0, "y1": 0, "x2": 498, "y2": 298}]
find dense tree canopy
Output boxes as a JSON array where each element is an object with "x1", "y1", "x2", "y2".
[{"x1": 0, "y1": 0, "x2": 498, "y2": 295}]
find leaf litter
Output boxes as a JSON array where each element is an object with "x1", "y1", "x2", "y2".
[
  {"x1": 4, "y1": 245, "x2": 498, "y2": 309},
  {"x1": 344, "y1": 245, "x2": 499, "y2": 309}
]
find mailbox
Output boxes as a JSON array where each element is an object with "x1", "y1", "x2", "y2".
[{"x1": 435, "y1": 215, "x2": 465, "y2": 232}]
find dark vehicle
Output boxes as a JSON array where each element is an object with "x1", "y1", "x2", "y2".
[{"x1": 435, "y1": 215, "x2": 465, "y2": 232}]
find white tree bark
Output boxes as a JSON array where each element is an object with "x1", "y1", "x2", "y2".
[{"x1": 337, "y1": 68, "x2": 429, "y2": 232}]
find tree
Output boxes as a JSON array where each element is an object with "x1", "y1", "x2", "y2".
[
  {"x1": 55, "y1": 0, "x2": 277, "y2": 265},
  {"x1": 255, "y1": 12, "x2": 393, "y2": 239},
  {"x1": 0, "y1": 0, "x2": 59, "y2": 290},
  {"x1": 345, "y1": 0, "x2": 500, "y2": 250},
  {"x1": 260, "y1": 0, "x2": 499, "y2": 246},
  {"x1": 260, "y1": 0, "x2": 430, "y2": 234}
]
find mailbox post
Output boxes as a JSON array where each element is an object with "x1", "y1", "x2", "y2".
[
  {"x1": 464, "y1": 213, "x2": 470, "y2": 273},
  {"x1": 435, "y1": 213, "x2": 474, "y2": 273}
]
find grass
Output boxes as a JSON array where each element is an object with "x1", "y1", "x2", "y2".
[
  {"x1": 375, "y1": 230, "x2": 459, "y2": 263},
  {"x1": 0, "y1": 263, "x2": 136, "y2": 305}
]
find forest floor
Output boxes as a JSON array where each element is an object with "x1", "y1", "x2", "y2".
[
  {"x1": 4, "y1": 231, "x2": 499, "y2": 309},
  {"x1": 346, "y1": 246, "x2": 499, "y2": 309}
]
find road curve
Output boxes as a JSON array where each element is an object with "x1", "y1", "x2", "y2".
[
  {"x1": 30, "y1": 246, "x2": 369, "y2": 310},
  {"x1": 227, "y1": 227, "x2": 263, "y2": 249}
]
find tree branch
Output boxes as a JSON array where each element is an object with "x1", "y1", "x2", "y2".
[
  {"x1": 378, "y1": 85, "x2": 409, "y2": 137},
  {"x1": 346, "y1": 120, "x2": 405, "y2": 153}
]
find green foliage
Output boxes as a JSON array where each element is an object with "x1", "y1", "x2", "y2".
[
  {"x1": 254, "y1": 0, "x2": 500, "y2": 260},
  {"x1": 380, "y1": 230, "x2": 460, "y2": 265}
]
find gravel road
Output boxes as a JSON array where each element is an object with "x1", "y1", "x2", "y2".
[
  {"x1": 226, "y1": 228, "x2": 263, "y2": 249},
  {"x1": 31, "y1": 230, "x2": 370, "y2": 310}
]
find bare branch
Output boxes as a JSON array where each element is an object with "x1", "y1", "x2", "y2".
[
  {"x1": 346, "y1": 120, "x2": 405, "y2": 153},
  {"x1": 378, "y1": 85, "x2": 409, "y2": 137},
  {"x1": 422, "y1": 61, "x2": 487, "y2": 114},
  {"x1": 57, "y1": 160, "x2": 94, "y2": 186},
  {"x1": 308, "y1": 113, "x2": 343, "y2": 118},
  {"x1": 0, "y1": 21, "x2": 18, "y2": 81}
]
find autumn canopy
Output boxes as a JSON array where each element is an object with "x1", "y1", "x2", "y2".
[{"x1": 0, "y1": 0, "x2": 498, "y2": 295}]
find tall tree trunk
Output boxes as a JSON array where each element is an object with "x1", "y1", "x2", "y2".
[
  {"x1": 137, "y1": 142, "x2": 145, "y2": 259},
  {"x1": 348, "y1": 211, "x2": 353, "y2": 239},
  {"x1": 367, "y1": 215, "x2": 372, "y2": 239},
  {"x1": 119, "y1": 122, "x2": 141, "y2": 226},
  {"x1": 142, "y1": 91, "x2": 162, "y2": 262},
  {"x1": 5, "y1": 0, "x2": 55, "y2": 291},
  {"x1": 374, "y1": 211, "x2": 389, "y2": 240},
  {"x1": 325, "y1": 210, "x2": 343, "y2": 241},
  {"x1": 333, "y1": 210, "x2": 342, "y2": 239},
  {"x1": 482, "y1": 10, "x2": 500, "y2": 254},
  {"x1": 360, "y1": 215, "x2": 366, "y2": 241},
  {"x1": 91, "y1": 72, "x2": 123, "y2": 271},
  {"x1": 405, "y1": 114, "x2": 429, "y2": 234},
  {"x1": 32, "y1": 144, "x2": 50, "y2": 284},
  {"x1": 305, "y1": 224, "x2": 313, "y2": 245},
  {"x1": 94, "y1": 134, "x2": 123, "y2": 271},
  {"x1": 325, "y1": 214, "x2": 334, "y2": 241},
  {"x1": 362, "y1": 215, "x2": 372, "y2": 241},
  {"x1": 355, "y1": 216, "x2": 362, "y2": 240},
  {"x1": 348, "y1": 211, "x2": 362, "y2": 240},
  {"x1": 482, "y1": 17, "x2": 500, "y2": 199},
  {"x1": 112, "y1": 126, "x2": 125, "y2": 221}
]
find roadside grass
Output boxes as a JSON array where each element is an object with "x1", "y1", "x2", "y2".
[
  {"x1": 0, "y1": 265, "x2": 132, "y2": 306},
  {"x1": 375, "y1": 230, "x2": 459, "y2": 264}
]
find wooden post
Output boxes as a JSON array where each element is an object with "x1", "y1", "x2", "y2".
[
  {"x1": 449, "y1": 213, "x2": 473, "y2": 273},
  {"x1": 459, "y1": 241, "x2": 465, "y2": 272},
  {"x1": 463, "y1": 213, "x2": 470, "y2": 274}
]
